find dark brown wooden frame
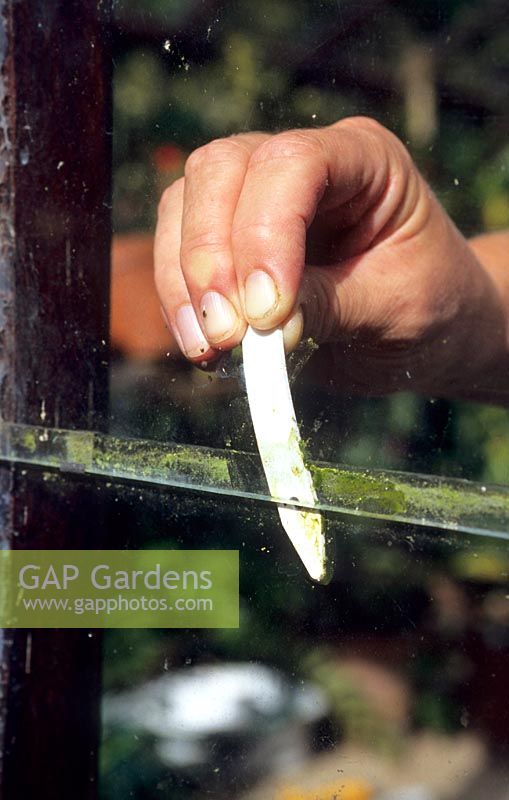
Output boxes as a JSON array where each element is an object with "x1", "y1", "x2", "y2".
[{"x1": 0, "y1": 2, "x2": 112, "y2": 797}]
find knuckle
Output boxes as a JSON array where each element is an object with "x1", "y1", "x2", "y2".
[
  {"x1": 250, "y1": 130, "x2": 323, "y2": 165},
  {"x1": 337, "y1": 115, "x2": 398, "y2": 161},
  {"x1": 232, "y1": 221, "x2": 274, "y2": 244},
  {"x1": 335, "y1": 115, "x2": 415, "y2": 197},
  {"x1": 301, "y1": 269, "x2": 341, "y2": 342},
  {"x1": 351, "y1": 116, "x2": 412, "y2": 167},
  {"x1": 184, "y1": 145, "x2": 209, "y2": 174},
  {"x1": 337, "y1": 115, "x2": 387, "y2": 137},
  {"x1": 232, "y1": 214, "x2": 305, "y2": 257},
  {"x1": 335, "y1": 275, "x2": 368, "y2": 336},
  {"x1": 185, "y1": 137, "x2": 248, "y2": 174},
  {"x1": 223, "y1": 133, "x2": 259, "y2": 158},
  {"x1": 232, "y1": 219, "x2": 280, "y2": 249},
  {"x1": 180, "y1": 232, "x2": 228, "y2": 263},
  {"x1": 157, "y1": 178, "x2": 184, "y2": 218}
]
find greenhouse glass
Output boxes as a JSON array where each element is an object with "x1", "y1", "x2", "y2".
[{"x1": 1, "y1": 1, "x2": 509, "y2": 799}]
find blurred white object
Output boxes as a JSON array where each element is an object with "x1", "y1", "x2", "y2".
[
  {"x1": 379, "y1": 787, "x2": 436, "y2": 800},
  {"x1": 104, "y1": 662, "x2": 328, "y2": 770}
]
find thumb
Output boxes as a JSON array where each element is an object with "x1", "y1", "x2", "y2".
[
  {"x1": 280, "y1": 266, "x2": 342, "y2": 352},
  {"x1": 297, "y1": 265, "x2": 357, "y2": 346},
  {"x1": 281, "y1": 266, "x2": 346, "y2": 353},
  {"x1": 282, "y1": 263, "x2": 371, "y2": 353}
]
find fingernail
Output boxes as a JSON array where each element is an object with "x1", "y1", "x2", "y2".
[
  {"x1": 245, "y1": 270, "x2": 278, "y2": 320},
  {"x1": 175, "y1": 304, "x2": 209, "y2": 358},
  {"x1": 283, "y1": 306, "x2": 304, "y2": 353},
  {"x1": 200, "y1": 291, "x2": 238, "y2": 343}
]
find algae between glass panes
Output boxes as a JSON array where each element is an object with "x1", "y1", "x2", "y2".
[{"x1": 3, "y1": 422, "x2": 509, "y2": 538}]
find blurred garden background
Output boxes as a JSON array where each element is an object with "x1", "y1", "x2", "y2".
[
  {"x1": 102, "y1": 2, "x2": 509, "y2": 798},
  {"x1": 110, "y1": 0, "x2": 509, "y2": 483}
]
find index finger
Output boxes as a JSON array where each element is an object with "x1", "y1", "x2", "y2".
[
  {"x1": 179, "y1": 133, "x2": 269, "y2": 350},
  {"x1": 231, "y1": 118, "x2": 398, "y2": 330}
]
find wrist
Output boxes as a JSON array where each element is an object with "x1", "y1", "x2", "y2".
[{"x1": 430, "y1": 232, "x2": 509, "y2": 403}]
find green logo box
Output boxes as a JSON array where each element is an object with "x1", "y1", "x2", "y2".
[{"x1": 0, "y1": 550, "x2": 239, "y2": 629}]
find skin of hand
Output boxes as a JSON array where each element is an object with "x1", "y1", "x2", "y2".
[{"x1": 155, "y1": 116, "x2": 509, "y2": 402}]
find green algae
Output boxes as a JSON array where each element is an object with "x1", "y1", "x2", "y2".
[
  {"x1": 397, "y1": 480, "x2": 509, "y2": 526},
  {"x1": 18, "y1": 429, "x2": 37, "y2": 453},
  {"x1": 66, "y1": 432, "x2": 94, "y2": 467},
  {"x1": 310, "y1": 465, "x2": 407, "y2": 515},
  {"x1": 3, "y1": 421, "x2": 509, "y2": 539},
  {"x1": 93, "y1": 437, "x2": 230, "y2": 487},
  {"x1": 310, "y1": 462, "x2": 509, "y2": 530}
]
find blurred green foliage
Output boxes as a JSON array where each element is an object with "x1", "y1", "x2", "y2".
[{"x1": 113, "y1": 0, "x2": 509, "y2": 232}]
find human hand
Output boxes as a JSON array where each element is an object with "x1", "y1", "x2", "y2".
[{"x1": 155, "y1": 117, "x2": 506, "y2": 397}]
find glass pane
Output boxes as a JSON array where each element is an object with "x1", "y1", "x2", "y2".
[
  {"x1": 3, "y1": 454, "x2": 508, "y2": 797},
  {"x1": 18, "y1": 468, "x2": 500, "y2": 800},
  {"x1": 102, "y1": 3, "x2": 509, "y2": 790},
  {"x1": 5, "y1": 0, "x2": 509, "y2": 797}
]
